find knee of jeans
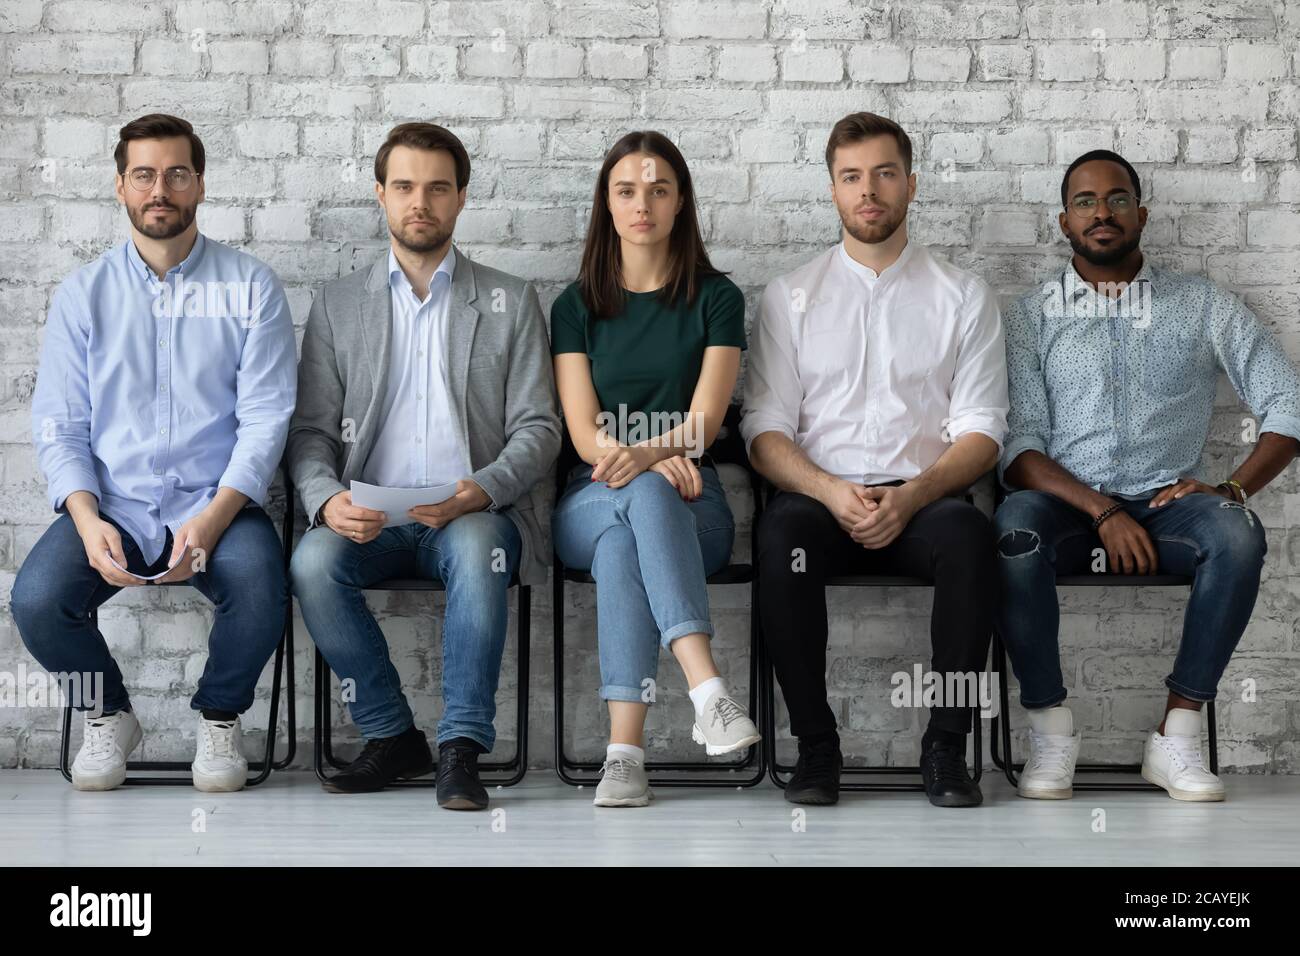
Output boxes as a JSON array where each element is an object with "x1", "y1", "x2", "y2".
[
  {"x1": 289, "y1": 531, "x2": 341, "y2": 595},
  {"x1": 996, "y1": 527, "x2": 1044, "y2": 561},
  {"x1": 625, "y1": 470, "x2": 682, "y2": 509},
  {"x1": 439, "y1": 513, "x2": 518, "y2": 577},
  {"x1": 9, "y1": 567, "x2": 48, "y2": 631},
  {"x1": 1206, "y1": 501, "x2": 1267, "y2": 565}
]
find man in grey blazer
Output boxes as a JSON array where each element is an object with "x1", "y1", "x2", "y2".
[{"x1": 288, "y1": 123, "x2": 560, "y2": 809}]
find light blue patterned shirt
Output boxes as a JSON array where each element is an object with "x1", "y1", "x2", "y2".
[
  {"x1": 1000, "y1": 257, "x2": 1300, "y2": 496},
  {"x1": 31, "y1": 234, "x2": 298, "y2": 563}
]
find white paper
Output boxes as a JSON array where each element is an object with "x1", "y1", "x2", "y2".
[
  {"x1": 350, "y1": 480, "x2": 459, "y2": 528},
  {"x1": 105, "y1": 541, "x2": 188, "y2": 581}
]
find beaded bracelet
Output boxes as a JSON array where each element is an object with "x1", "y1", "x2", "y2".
[{"x1": 1092, "y1": 502, "x2": 1123, "y2": 530}]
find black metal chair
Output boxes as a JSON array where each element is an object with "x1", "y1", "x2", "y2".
[
  {"x1": 552, "y1": 404, "x2": 768, "y2": 788},
  {"x1": 762, "y1": 574, "x2": 985, "y2": 793},
  {"x1": 293, "y1": 470, "x2": 532, "y2": 788},
  {"x1": 990, "y1": 573, "x2": 1218, "y2": 792},
  {"x1": 59, "y1": 469, "x2": 298, "y2": 787}
]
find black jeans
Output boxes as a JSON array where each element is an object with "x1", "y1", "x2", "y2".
[{"x1": 756, "y1": 490, "x2": 995, "y2": 738}]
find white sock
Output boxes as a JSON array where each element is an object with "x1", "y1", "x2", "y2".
[
  {"x1": 607, "y1": 743, "x2": 644, "y2": 763},
  {"x1": 688, "y1": 677, "x2": 726, "y2": 717}
]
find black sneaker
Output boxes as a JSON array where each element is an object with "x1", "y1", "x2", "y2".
[
  {"x1": 436, "y1": 738, "x2": 489, "y2": 811},
  {"x1": 920, "y1": 733, "x2": 982, "y2": 807},
  {"x1": 784, "y1": 736, "x2": 842, "y2": 805},
  {"x1": 322, "y1": 725, "x2": 433, "y2": 794}
]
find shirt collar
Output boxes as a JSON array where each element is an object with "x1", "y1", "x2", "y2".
[
  {"x1": 388, "y1": 246, "x2": 456, "y2": 302},
  {"x1": 1063, "y1": 254, "x2": 1154, "y2": 302},
  {"x1": 836, "y1": 238, "x2": 918, "y2": 285},
  {"x1": 125, "y1": 232, "x2": 207, "y2": 285}
]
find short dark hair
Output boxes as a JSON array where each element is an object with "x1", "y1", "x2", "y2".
[
  {"x1": 1061, "y1": 149, "x2": 1142, "y2": 208},
  {"x1": 825, "y1": 112, "x2": 913, "y2": 176},
  {"x1": 374, "y1": 122, "x2": 471, "y2": 189},
  {"x1": 114, "y1": 113, "x2": 205, "y2": 175}
]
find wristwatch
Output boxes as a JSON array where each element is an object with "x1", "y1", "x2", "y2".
[{"x1": 1217, "y1": 479, "x2": 1247, "y2": 504}]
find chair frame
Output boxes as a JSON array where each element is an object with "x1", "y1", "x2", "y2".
[
  {"x1": 990, "y1": 573, "x2": 1219, "y2": 792},
  {"x1": 552, "y1": 404, "x2": 768, "y2": 788},
  {"x1": 295, "y1": 456, "x2": 532, "y2": 788},
  {"x1": 59, "y1": 469, "x2": 298, "y2": 787}
]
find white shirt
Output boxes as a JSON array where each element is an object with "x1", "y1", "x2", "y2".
[
  {"x1": 741, "y1": 240, "x2": 1008, "y2": 484},
  {"x1": 361, "y1": 248, "x2": 467, "y2": 489}
]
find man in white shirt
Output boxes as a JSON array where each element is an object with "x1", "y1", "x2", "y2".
[{"x1": 742, "y1": 112, "x2": 1009, "y2": 808}]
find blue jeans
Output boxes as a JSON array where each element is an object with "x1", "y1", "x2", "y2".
[
  {"x1": 994, "y1": 489, "x2": 1267, "y2": 708},
  {"x1": 290, "y1": 512, "x2": 521, "y2": 751},
  {"x1": 11, "y1": 508, "x2": 287, "y2": 714},
  {"x1": 552, "y1": 463, "x2": 735, "y2": 703}
]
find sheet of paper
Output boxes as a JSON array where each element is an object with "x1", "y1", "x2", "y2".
[
  {"x1": 105, "y1": 542, "x2": 187, "y2": 581},
  {"x1": 350, "y1": 480, "x2": 459, "y2": 527}
]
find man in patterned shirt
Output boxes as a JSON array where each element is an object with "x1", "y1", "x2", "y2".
[{"x1": 995, "y1": 149, "x2": 1300, "y2": 803}]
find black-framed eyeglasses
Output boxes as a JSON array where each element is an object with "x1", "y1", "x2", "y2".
[
  {"x1": 1068, "y1": 192, "x2": 1136, "y2": 218},
  {"x1": 124, "y1": 166, "x2": 197, "y2": 192}
]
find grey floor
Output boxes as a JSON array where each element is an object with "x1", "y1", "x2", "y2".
[{"x1": 2, "y1": 770, "x2": 1297, "y2": 866}]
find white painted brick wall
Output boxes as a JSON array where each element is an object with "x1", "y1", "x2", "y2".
[{"x1": 1, "y1": 0, "x2": 1298, "y2": 774}]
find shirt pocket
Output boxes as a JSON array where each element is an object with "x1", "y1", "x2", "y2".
[{"x1": 1141, "y1": 328, "x2": 1202, "y2": 399}]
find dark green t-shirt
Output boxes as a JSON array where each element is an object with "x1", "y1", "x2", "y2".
[{"x1": 550, "y1": 273, "x2": 746, "y2": 436}]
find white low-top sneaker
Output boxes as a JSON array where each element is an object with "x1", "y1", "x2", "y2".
[
  {"x1": 1140, "y1": 707, "x2": 1225, "y2": 802},
  {"x1": 71, "y1": 709, "x2": 143, "y2": 791},
  {"x1": 690, "y1": 690, "x2": 761, "y2": 756},
  {"x1": 192, "y1": 714, "x2": 248, "y2": 792},
  {"x1": 593, "y1": 755, "x2": 653, "y2": 808},
  {"x1": 1018, "y1": 705, "x2": 1080, "y2": 800}
]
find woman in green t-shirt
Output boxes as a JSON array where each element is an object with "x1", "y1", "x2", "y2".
[{"x1": 551, "y1": 131, "x2": 761, "y2": 807}]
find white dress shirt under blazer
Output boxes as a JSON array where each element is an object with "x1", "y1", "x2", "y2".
[{"x1": 361, "y1": 248, "x2": 467, "y2": 489}]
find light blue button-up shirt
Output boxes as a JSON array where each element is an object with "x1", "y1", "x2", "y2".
[
  {"x1": 1000, "y1": 257, "x2": 1300, "y2": 496},
  {"x1": 361, "y1": 248, "x2": 466, "y2": 489},
  {"x1": 31, "y1": 234, "x2": 298, "y2": 563}
]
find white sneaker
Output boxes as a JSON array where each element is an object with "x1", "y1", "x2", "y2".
[
  {"x1": 690, "y1": 690, "x2": 762, "y2": 756},
  {"x1": 593, "y1": 755, "x2": 653, "y2": 808},
  {"x1": 1017, "y1": 706, "x2": 1080, "y2": 800},
  {"x1": 1140, "y1": 708, "x2": 1225, "y2": 802},
  {"x1": 71, "y1": 709, "x2": 143, "y2": 791},
  {"x1": 192, "y1": 714, "x2": 248, "y2": 792}
]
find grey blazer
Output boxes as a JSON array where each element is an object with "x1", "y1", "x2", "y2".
[{"x1": 287, "y1": 246, "x2": 561, "y2": 586}]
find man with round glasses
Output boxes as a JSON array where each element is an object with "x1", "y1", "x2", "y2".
[
  {"x1": 12, "y1": 114, "x2": 297, "y2": 792},
  {"x1": 994, "y1": 149, "x2": 1300, "y2": 802}
]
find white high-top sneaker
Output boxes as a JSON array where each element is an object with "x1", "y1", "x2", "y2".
[
  {"x1": 1141, "y1": 707, "x2": 1225, "y2": 802},
  {"x1": 192, "y1": 714, "x2": 249, "y2": 792},
  {"x1": 71, "y1": 709, "x2": 143, "y2": 791},
  {"x1": 1018, "y1": 705, "x2": 1081, "y2": 800}
]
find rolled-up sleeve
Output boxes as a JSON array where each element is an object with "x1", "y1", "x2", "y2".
[
  {"x1": 32, "y1": 281, "x2": 102, "y2": 512},
  {"x1": 947, "y1": 277, "x2": 1009, "y2": 452},
  {"x1": 997, "y1": 293, "x2": 1052, "y2": 484},
  {"x1": 1209, "y1": 286, "x2": 1300, "y2": 445},
  {"x1": 740, "y1": 278, "x2": 800, "y2": 455},
  {"x1": 218, "y1": 268, "x2": 298, "y2": 504}
]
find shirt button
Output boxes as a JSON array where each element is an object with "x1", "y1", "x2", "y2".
[
  {"x1": 418, "y1": 351, "x2": 425, "y2": 358},
  {"x1": 415, "y1": 436, "x2": 423, "y2": 444},
  {"x1": 160, "y1": 427, "x2": 167, "y2": 435},
  {"x1": 158, "y1": 340, "x2": 166, "y2": 348}
]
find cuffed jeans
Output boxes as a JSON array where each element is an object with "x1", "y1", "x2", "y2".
[
  {"x1": 756, "y1": 490, "x2": 995, "y2": 738},
  {"x1": 290, "y1": 512, "x2": 521, "y2": 751},
  {"x1": 994, "y1": 489, "x2": 1266, "y2": 708},
  {"x1": 12, "y1": 508, "x2": 287, "y2": 715},
  {"x1": 551, "y1": 464, "x2": 734, "y2": 703}
]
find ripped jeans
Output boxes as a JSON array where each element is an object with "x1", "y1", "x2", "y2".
[{"x1": 994, "y1": 489, "x2": 1266, "y2": 708}]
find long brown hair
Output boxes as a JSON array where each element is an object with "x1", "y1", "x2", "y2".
[{"x1": 577, "y1": 130, "x2": 723, "y2": 318}]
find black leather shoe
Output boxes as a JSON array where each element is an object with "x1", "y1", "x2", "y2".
[
  {"x1": 784, "y1": 737, "x2": 842, "y2": 805},
  {"x1": 436, "y1": 738, "x2": 489, "y2": 810},
  {"x1": 322, "y1": 725, "x2": 433, "y2": 794},
  {"x1": 920, "y1": 735, "x2": 982, "y2": 807}
]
